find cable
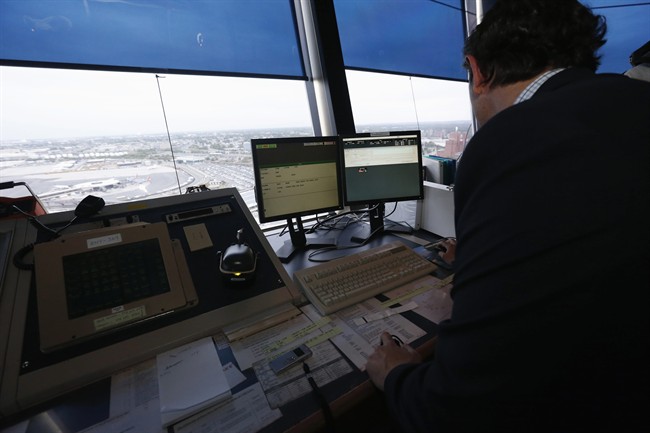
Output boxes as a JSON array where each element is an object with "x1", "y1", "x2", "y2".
[
  {"x1": 11, "y1": 195, "x2": 100, "y2": 270},
  {"x1": 383, "y1": 202, "x2": 398, "y2": 219},
  {"x1": 428, "y1": 0, "x2": 475, "y2": 14},
  {"x1": 306, "y1": 220, "x2": 388, "y2": 263},
  {"x1": 155, "y1": 74, "x2": 182, "y2": 196},
  {"x1": 303, "y1": 362, "x2": 335, "y2": 433},
  {"x1": 13, "y1": 243, "x2": 35, "y2": 270},
  {"x1": 307, "y1": 243, "x2": 363, "y2": 263},
  {"x1": 409, "y1": 76, "x2": 421, "y2": 131},
  {"x1": 11, "y1": 205, "x2": 58, "y2": 237},
  {"x1": 307, "y1": 209, "x2": 364, "y2": 233}
]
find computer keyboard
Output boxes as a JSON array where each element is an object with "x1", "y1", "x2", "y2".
[{"x1": 293, "y1": 241, "x2": 437, "y2": 315}]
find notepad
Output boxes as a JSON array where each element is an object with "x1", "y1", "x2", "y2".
[{"x1": 157, "y1": 337, "x2": 232, "y2": 428}]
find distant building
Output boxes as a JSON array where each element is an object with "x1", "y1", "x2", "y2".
[{"x1": 438, "y1": 128, "x2": 466, "y2": 159}]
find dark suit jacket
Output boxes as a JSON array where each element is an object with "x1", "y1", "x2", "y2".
[{"x1": 384, "y1": 68, "x2": 650, "y2": 432}]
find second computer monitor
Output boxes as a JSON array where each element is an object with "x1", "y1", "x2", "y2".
[{"x1": 340, "y1": 130, "x2": 424, "y2": 241}]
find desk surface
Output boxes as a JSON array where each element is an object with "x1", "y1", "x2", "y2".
[{"x1": 0, "y1": 220, "x2": 451, "y2": 433}]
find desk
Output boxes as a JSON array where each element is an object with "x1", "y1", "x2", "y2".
[{"x1": 0, "y1": 192, "x2": 452, "y2": 433}]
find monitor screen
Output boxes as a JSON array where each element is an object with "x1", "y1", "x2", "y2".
[
  {"x1": 251, "y1": 136, "x2": 343, "y2": 223},
  {"x1": 340, "y1": 130, "x2": 423, "y2": 205}
]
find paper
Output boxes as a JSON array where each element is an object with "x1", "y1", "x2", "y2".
[
  {"x1": 183, "y1": 223, "x2": 213, "y2": 251},
  {"x1": 229, "y1": 314, "x2": 316, "y2": 370},
  {"x1": 253, "y1": 340, "x2": 352, "y2": 408},
  {"x1": 81, "y1": 354, "x2": 247, "y2": 433},
  {"x1": 352, "y1": 301, "x2": 419, "y2": 326},
  {"x1": 383, "y1": 275, "x2": 454, "y2": 324},
  {"x1": 172, "y1": 383, "x2": 282, "y2": 433},
  {"x1": 222, "y1": 362, "x2": 247, "y2": 389},
  {"x1": 80, "y1": 407, "x2": 163, "y2": 433},
  {"x1": 157, "y1": 337, "x2": 232, "y2": 427},
  {"x1": 109, "y1": 358, "x2": 159, "y2": 417},
  {"x1": 81, "y1": 359, "x2": 162, "y2": 433},
  {"x1": 301, "y1": 301, "x2": 426, "y2": 370}
]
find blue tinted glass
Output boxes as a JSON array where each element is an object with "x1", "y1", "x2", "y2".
[
  {"x1": 581, "y1": 1, "x2": 650, "y2": 73},
  {"x1": 0, "y1": 0, "x2": 305, "y2": 78},
  {"x1": 334, "y1": 0, "x2": 467, "y2": 81}
]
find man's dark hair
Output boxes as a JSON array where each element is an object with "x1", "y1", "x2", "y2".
[{"x1": 463, "y1": 0, "x2": 607, "y2": 87}]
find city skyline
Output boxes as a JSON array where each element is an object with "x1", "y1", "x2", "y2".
[{"x1": 0, "y1": 123, "x2": 470, "y2": 215}]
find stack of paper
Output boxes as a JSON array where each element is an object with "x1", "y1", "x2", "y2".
[{"x1": 157, "y1": 337, "x2": 232, "y2": 428}]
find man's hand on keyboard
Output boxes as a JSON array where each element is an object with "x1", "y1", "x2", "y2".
[{"x1": 366, "y1": 332, "x2": 422, "y2": 391}]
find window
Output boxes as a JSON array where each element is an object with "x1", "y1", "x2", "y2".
[
  {"x1": 346, "y1": 71, "x2": 474, "y2": 158},
  {"x1": 581, "y1": 1, "x2": 650, "y2": 73},
  {"x1": 0, "y1": 66, "x2": 313, "y2": 215},
  {"x1": 334, "y1": 0, "x2": 474, "y2": 157},
  {"x1": 0, "y1": 0, "x2": 313, "y2": 217},
  {"x1": 1, "y1": 0, "x2": 478, "y2": 220}
]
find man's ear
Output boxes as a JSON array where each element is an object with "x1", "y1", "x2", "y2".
[{"x1": 466, "y1": 55, "x2": 490, "y2": 94}]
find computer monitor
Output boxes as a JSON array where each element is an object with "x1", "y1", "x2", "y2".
[
  {"x1": 339, "y1": 130, "x2": 424, "y2": 242},
  {"x1": 251, "y1": 135, "x2": 343, "y2": 262}
]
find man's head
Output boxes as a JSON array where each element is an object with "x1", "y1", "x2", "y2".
[
  {"x1": 463, "y1": 0, "x2": 606, "y2": 89},
  {"x1": 462, "y1": 0, "x2": 606, "y2": 127}
]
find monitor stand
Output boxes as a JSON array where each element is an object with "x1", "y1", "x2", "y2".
[
  {"x1": 274, "y1": 216, "x2": 337, "y2": 263},
  {"x1": 350, "y1": 203, "x2": 412, "y2": 244}
]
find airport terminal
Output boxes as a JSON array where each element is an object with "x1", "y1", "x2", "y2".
[{"x1": 1, "y1": 1, "x2": 648, "y2": 432}]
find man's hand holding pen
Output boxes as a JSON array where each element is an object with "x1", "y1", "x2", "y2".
[{"x1": 366, "y1": 332, "x2": 422, "y2": 391}]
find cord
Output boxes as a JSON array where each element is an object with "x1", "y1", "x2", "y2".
[
  {"x1": 11, "y1": 205, "x2": 58, "y2": 237},
  {"x1": 303, "y1": 362, "x2": 335, "y2": 433},
  {"x1": 10, "y1": 205, "x2": 55, "y2": 270},
  {"x1": 13, "y1": 243, "x2": 35, "y2": 270},
  {"x1": 307, "y1": 243, "x2": 363, "y2": 263},
  {"x1": 10, "y1": 206, "x2": 79, "y2": 270},
  {"x1": 307, "y1": 221, "x2": 389, "y2": 263},
  {"x1": 308, "y1": 210, "x2": 366, "y2": 233}
]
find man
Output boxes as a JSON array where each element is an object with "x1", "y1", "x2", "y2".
[{"x1": 366, "y1": 1, "x2": 649, "y2": 431}]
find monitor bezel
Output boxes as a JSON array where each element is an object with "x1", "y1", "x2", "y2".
[
  {"x1": 339, "y1": 130, "x2": 424, "y2": 206},
  {"x1": 250, "y1": 135, "x2": 344, "y2": 224}
]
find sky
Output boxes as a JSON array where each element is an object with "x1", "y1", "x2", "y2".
[{"x1": 0, "y1": 66, "x2": 473, "y2": 141}]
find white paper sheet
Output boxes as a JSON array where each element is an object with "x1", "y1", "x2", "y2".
[
  {"x1": 301, "y1": 300, "x2": 426, "y2": 370},
  {"x1": 81, "y1": 359, "x2": 162, "y2": 433},
  {"x1": 229, "y1": 314, "x2": 316, "y2": 370},
  {"x1": 157, "y1": 337, "x2": 232, "y2": 427},
  {"x1": 172, "y1": 383, "x2": 282, "y2": 433},
  {"x1": 383, "y1": 275, "x2": 453, "y2": 324},
  {"x1": 80, "y1": 353, "x2": 248, "y2": 433}
]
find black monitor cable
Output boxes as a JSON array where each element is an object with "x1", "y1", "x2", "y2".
[
  {"x1": 308, "y1": 209, "x2": 362, "y2": 234},
  {"x1": 303, "y1": 362, "x2": 335, "y2": 433},
  {"x1": 384, "y1": 202, "x2": 398, "y2": 218},
  {"x1": 307, "y1": 204, "x2": 383, "y2": 235}
]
